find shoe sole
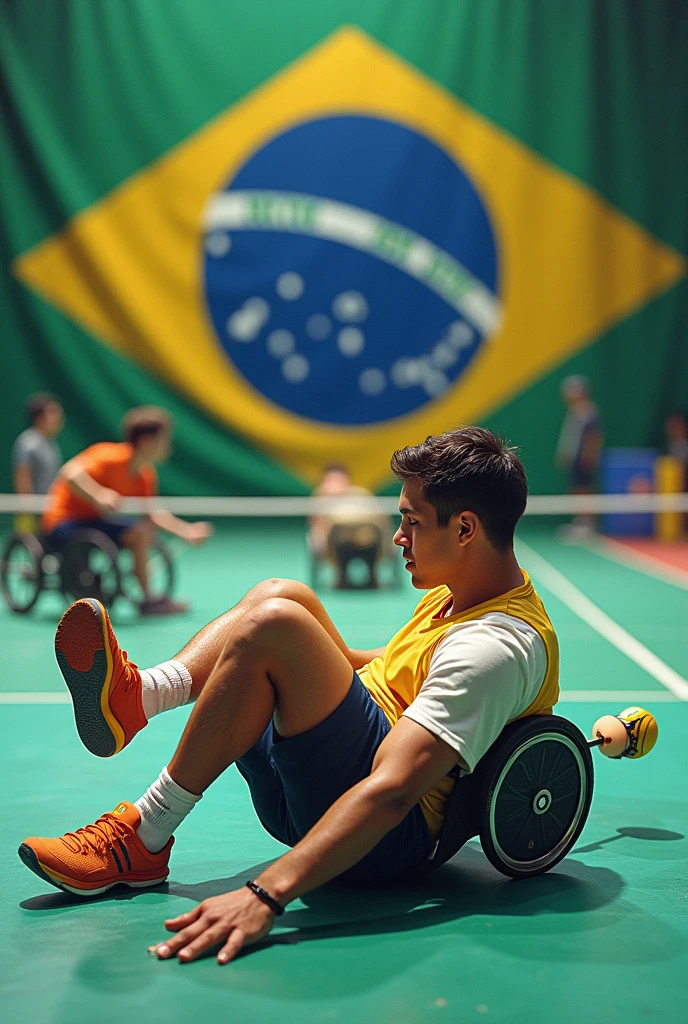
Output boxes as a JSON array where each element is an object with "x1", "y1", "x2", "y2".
[
  {"x1": 18, "y1": 843, "x2": 168, "y2": 896},
  {"x1": 55, "y1": 599, "x2": 125, "y2": 757}
]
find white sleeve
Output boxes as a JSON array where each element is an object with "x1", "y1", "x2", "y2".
[{"x1": 402, "y1": 617, "x2": 546, "y2": 772}]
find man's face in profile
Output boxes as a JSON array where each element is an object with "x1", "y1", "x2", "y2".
[{"x1": 394, "y1": 478, "x2": 461, "y2": 590}]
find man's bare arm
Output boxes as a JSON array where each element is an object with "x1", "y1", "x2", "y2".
[
  {"x1": 148, "y1": 509, "x2": 213, "y2": 545},
  {"x1": 60, "y1": 459, "x2": 121, "y2": 516},
  {"x1": 348, "y1": 647, "x2": 386, "y2": 669},
  {"x1": 256, "y1": 717, "x2": 457, "y2": 901},
  {"x1": 156, "y1": 718, "x2": 459, "y2": 963},
  {"x1": 13, "y1": 465, "x2": 33, "y2": 495}
]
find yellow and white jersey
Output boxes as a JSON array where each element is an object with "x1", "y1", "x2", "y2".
[{"x1": 358, "y1": 571, "x2": 559, "y2": 839}]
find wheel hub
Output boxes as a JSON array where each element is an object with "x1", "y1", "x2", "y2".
[{"x1": 532, "y1": 788, "x2": 552, "y2": 815}]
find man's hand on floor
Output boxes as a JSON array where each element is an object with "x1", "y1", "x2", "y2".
[{"x1": 149, "y1": 887, "x2": 276, "y2": 964}]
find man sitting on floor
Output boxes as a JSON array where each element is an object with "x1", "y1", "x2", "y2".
[
  {"x1": 19, "y1": 427, "x2": 559, "y2": 965},
  {"x1": 41, "y1": 406, "x2": 212, "y2": 615}
]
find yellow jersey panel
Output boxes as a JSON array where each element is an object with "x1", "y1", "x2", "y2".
[{"x1": 358, "y1": 571, "x2": 559, "y2": 840}]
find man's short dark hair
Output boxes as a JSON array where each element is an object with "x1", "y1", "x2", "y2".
[
  {"x1": 26, "y1": 392, "x2": 60, "y2": 425},
  {"x1": 390, "y1": 426, "x2": 528, "y2": 551},
  {"x1": 121, "y1": 406, "x2": 172, "y2": 447}
]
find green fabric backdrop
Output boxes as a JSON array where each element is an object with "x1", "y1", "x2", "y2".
[{"x1": 1, "y1": 0, "x2": 686, "y2": 495}]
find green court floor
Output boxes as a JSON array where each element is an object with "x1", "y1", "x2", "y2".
[{"x1": 2, "y1": 519, "x2": 687, "y2": 1023}]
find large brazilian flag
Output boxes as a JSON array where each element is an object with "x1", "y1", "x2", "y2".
[{"x1": 2, "y1": 1, "x2": 686, "y2": 495}]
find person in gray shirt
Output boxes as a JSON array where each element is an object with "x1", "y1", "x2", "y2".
[{"x1": 12, "y1": 393, "x2": 64, "y2": 496}]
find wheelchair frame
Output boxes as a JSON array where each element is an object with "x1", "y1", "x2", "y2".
[
  {"x1": 421, "y1": 714, "x2": 594, "y2": 879},
  {"x1": 1, "y1": 527, "x2": 174, "y2": 613}
]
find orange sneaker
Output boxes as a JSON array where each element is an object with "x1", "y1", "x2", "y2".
[
  {"x1": 55, "y1": 598, "x2": 147, "y2": 757},
  {"x1": 18, "y1": 801, "x2": 172, "y2": 896}
]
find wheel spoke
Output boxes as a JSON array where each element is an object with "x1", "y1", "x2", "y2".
[
  {"x1": 499, "y1": 802, "x2": 532, "y2": 828},
  {"x1": 547, "y1": 760, "x2": 577, "y2": 789},
  {"x1": 546, "y1": 809, "x2": 565, "y2": 831},
  {"x1": 515, "y1": 754, "x2": 538, "y2": 791},
  {"x1": 537, "y1": 742, "x2": 548, "y2": 786},
  {"x1": 543, "y1": 742, "x2": 563, "y2": 782}
]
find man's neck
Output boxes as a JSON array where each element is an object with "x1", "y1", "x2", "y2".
[{"x1": 445, "y1": 549, "x2": 524, "y2": 617}]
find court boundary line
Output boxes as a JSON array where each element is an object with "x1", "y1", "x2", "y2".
[
  {"x1": 0, "y1": 693, "x2": 72, "y2": 703},
  {"x1": 516, "y1": 538, "x2": 688, "y2": 701},
  {"x1": 583, "y1": 535, "x2": 688, "y2": 591},
  {"x1": 0, "y1": 689, "x2": 680, "y2": 705},
  {"x1": 553, "y1": 690, "x2": 680, "y2": 703}
]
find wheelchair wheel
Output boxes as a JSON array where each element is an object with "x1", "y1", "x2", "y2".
[
  {"x1": 60, "y1": 529, "x2": 121, "y2": 607},
  {"x1": 1, "y1": 533, "x2": 44, "y2": 613},
  {"x1": 119, "y1": 537, "x2": 175, "y2": 605},
  {"x1": 478, "y1": 716, "x2": 593, "y2": 879}
]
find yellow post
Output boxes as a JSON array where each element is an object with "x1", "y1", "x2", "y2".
[
  {"x1": 13, "y1": 514, "x2": 39, "y2": 536},
  {"x1": 655, "y1": 455, "x2": 684, "y2": 542}
]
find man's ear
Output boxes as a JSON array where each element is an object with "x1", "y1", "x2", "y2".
[{"x1": 455, "y1": 511, "x2": 479, "y2": 545}]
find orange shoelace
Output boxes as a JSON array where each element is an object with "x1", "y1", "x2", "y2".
[
  {"x1": 62, "y1": 813, "x2": 134, "y2": 857},
  {"x1": 104, "y1": 612, "x2": 140, "y2": 695},
  {"x1": 115, "y1": 650, "x2": 140, "y2": 694}
]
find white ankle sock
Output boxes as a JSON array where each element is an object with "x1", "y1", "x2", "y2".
[
  {"x1": 140, "y1": 659, "x2": 192, "y2": 720},
  {"x1": 135, "y1": 766, "x2": 201, "y2": 853}
]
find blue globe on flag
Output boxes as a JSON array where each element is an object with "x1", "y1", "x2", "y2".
[{"x1": 203, "y1": 115, "x2": 500, "y2": 425}]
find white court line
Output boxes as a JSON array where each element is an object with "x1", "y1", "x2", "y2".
[
  {"x1": 516, "y1": 539, "x2": 688, "y2": 701},
  {"x1": 0, "y1": 692, "x2": 71, "y2": 704},
  {"x1": 583, "y1": 535, "x2": 688, "y2": 591},
  {"x1": 0, "y1": 689, "x2": 680, "y2": 705},
  {"x1": 557, "y1": 690, "x2": 680, "y2": 703}
]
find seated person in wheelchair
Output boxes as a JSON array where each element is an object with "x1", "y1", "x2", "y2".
[
  {"x1": 41, "y1": 406, "x2": 212, "y2": 615},
  {"x1": 309, "y1": 463, "x2": 391, "y2": 587},
  {"x1": 20, "y1": 426, "x2": 559, "y2": 964}
]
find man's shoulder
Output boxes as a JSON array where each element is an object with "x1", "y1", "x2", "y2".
[
  {"x1": 13, "y1": 428, "x2": 39, "y2": 451},
  {"x1": 78, "y1": 441, "x2": 128, "y2": 463},
  {"x1": 433, "y1": 613, "x2": 546, "y2": 676}
]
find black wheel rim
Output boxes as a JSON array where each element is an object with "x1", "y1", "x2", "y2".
[
  {"x1": 489, "y1": 733, "x2": 587, "y2": 872},
  {"x1": 62, "y1": 541, "x2": 119, "y2": 603},
  {"x1": 119, "y1": 542, "x2": 173, "y2": 604},
  {"x1": 2, "y1": 538, "x2": 42, "y2": 611}
]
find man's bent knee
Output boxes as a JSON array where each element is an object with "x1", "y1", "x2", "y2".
[
  {"x1": 252, "y1": 578, "x2": 317, "y2": 608},
  {"x1": 228, "y1": 597, "x2": 314, "y2": 656}
]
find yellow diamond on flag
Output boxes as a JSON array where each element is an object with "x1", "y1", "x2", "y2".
[{"x1": 14, "y1": 27, "x2": 685, "y2": 489}]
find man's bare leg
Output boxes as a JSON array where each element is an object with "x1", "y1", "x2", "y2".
[
  {"x1": 121, "y1": 519, "x2": 154, "y2": 598},
  {"x1": 168, "y1": 596, "x2": 354, "y2": 794},
  {"x1": 18, "y1": 589, "x2": 358, "y2": 893},
  {"x1": 174, "y1": 578, "x2": 355, "y2": 700},
  {"x1": 53, "y1": 578, "x2": 362, "y2": 757},
  {"x1": 133, "y1": 596, "x2": 354, "y2": 852}
]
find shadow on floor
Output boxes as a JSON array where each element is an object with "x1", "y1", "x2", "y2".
[
  {"x1": 19, "y1": 859, "x2": 279, "y2": 912},
  {"x1": 23, "y1": 823, "x2": 679, "y2": 921},
  {"x1": 574, "y1": 827, "x2": 685, "y2": 855},
  {"x1": 22, "y1": 842, "x2": 688, "y2": 1003},
  {"x1": 228, "y1": 848, "x2": 625, "y2": 956}
]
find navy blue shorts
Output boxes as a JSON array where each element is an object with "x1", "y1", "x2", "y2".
[
  {"x1": 46, "y1": 518, "x2": 135, "y2": 549},
  {"x1": 236, "y1": 673, "x2": 433, "y2": 883}
]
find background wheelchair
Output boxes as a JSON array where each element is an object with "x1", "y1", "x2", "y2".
[
  {"x1": 421, "y1": 706, "x2": 657, "y2": 879},
  {"x1": 310, "y1": 522, "x2": 401, "y2": 590},
  {"x1": 1, "y1": 526, "x2": 174, "y2": 613}
]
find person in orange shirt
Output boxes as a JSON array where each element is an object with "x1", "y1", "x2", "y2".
[{"x1": 42, "y1": 406, "x2": 212, "y2": 615}]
